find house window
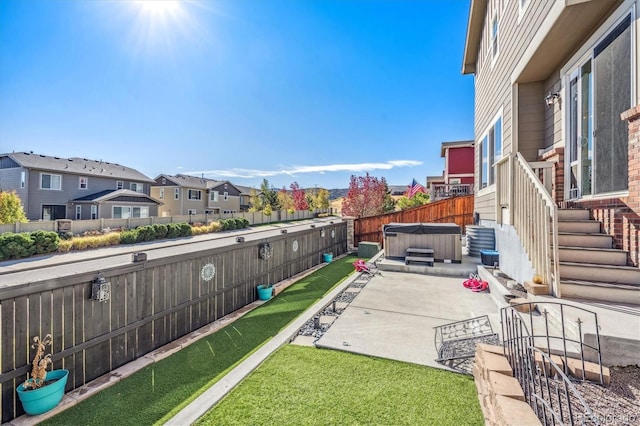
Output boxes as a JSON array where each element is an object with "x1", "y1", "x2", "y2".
[
  {"x1": 174, "y1": 188, "x2": 180, "y2": 200},
  {"x1": 113, "y1": 206, "x2": 149, "y2": 218},
  {"x1": 79, "y1": 176, "x2": 88, "y2": 189},
  {"x1": 162, "y1": 178, "x2": 166, "y2": 184},
  {"x1": 40, "y1": 173, "x2": 62, "y2": 190},
  {"x1": 188, "y1": 190, "x2": 201, "y2": 200},
  {"x1": 224, "y1": 191, "x2": 228, "y2": 201},
  {"x1": 223, "y1": 210, "x2": 237, "y2": 214},
  {"x1": 159, "y1": 189, "x2": 164, "y2": 199},
  {"x1": 75, "y1": 205, "x2": 82, "y2": 220},
  {"x1": 20, "y1": 171, "x2": 25, "y2": 188},
  {"x1": 565, "y1": 13, "x2": 632, "y2": 198},
  {"x1": 478, "y1": 114, "x2": 502, "y2": 190},
  {"x1": 210, "y1": 191, "x2": 219, "y2": 202},
  {"x1": 188, "y1": 209, "x2": 197, "y2": 215},
  {"x1": 116, "y1": 181, "x2": 124, "y2": 190},
  {"x1": 91, "y1": 205, "x2": 97, "y2": 220},
  {"x1": 491, "y1": 14, "x2": 499, "y2": 61},
  {"x1": 130, "y1": 183, "x2": 144, "y2": 193}
]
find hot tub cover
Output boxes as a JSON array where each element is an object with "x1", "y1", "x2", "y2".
[{"x1": 382, "y1": 222, "x2": 461, "y2": 235}]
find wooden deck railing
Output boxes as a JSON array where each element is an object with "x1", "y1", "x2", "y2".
[
  {"x1": 353, "y1": 195, "x2": 474, "y2": 246},
  {"x1": 511, "y1": 153, "x2": 560, "y2": 296},
  {"x1": 429, "y1": 184, "x2": 473, "y2": 201}
]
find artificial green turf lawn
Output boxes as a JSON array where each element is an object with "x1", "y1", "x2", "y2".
[
  {"x1": 43, "y1": 255, "x2": 360, "y2": 426},
  {"x1": 197, "y1": 345, "x2": 484, "y2": 426}
]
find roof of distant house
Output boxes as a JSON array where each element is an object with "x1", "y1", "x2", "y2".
[
  {"x1": 72, "y1": 189, "x2": 161, "y2": 204},
  {"x1": 440, "y1": 140, "x2": 474, "y2": 157},
  {"x1": 4, "y1": 152, "x2": 154, "y2": 182},
  {"x1": 155, "y1": 173, "x2": 220, "y2": 189}
]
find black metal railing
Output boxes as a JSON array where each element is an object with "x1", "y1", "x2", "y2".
[{"x1": 501, "y1": 302, "x2": 604, "y2": 425}]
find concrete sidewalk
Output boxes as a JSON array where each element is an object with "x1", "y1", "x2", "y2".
[{"x1": 315, "y1": 270, "x2": 500, "y2": 370}]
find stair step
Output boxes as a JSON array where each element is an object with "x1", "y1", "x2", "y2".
[
  {"x1": 558, "y1": 209, "x2": 590, "y2": 221},
  {"x1": 405, "y1": 256, "x2": 434, "y2": 266},
  {"x1": 557, "y1": 220, "x2": 601, "y2": 233},
  {"x1": 558, "y1": 246, "x2": 629, "y2": 266},
  {"x1": 560, "y1": 280, "x2": 640, "y2": 305},
  {"x1": 406, "y1": 248, "x2": 434, "y2": 255},
  {"x1": 559, "y1": 262, "x2": 640, "y2": 285},
  {"x1": 557, "y1": 232, "x2": 613, "y2": 249}
]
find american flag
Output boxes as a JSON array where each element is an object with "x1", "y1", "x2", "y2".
[{"x1": 407, "y1": 178, "x2": 425, "y2": 198}]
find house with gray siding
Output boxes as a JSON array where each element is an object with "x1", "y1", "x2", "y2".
[
  {"x1": 151, "y1": 174, "x2": 246, "y2": 216},
  {"x1": 0, "y1": 152, "x2": 159, "y2": 220},
  {"x1": 463, "y1": 0, "x2": 640, "y2": 304}
]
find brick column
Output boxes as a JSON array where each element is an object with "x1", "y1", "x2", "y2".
[
  {"x1": 342, "y1": 216, "x2": 356, "y2": 251},
  {"x1": 538, "y1": 147, "x2": 564, "y2": 204},
  {"x1": 621, "y1": 106, "x2": 640, "y2": 215}
]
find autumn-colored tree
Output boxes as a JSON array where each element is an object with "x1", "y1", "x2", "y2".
[
  {"x1": 248, "y1": 188, "x2": 263, "y2": 212},
  {"x1": 278, "y1": 187, "x2": 295, "y2": 213},
  {"x1": 0, "y1": 191, "x2": 28, "y2": 224},
  {"x1": 290, "y1": 182, "x2": 308, "y2": 211},
  {"x1": 341, "y1": 173, "x2": 394, "y2": 218},
  {"x1": 397, "y1": 192, "x2": 430, "y2": 210}
]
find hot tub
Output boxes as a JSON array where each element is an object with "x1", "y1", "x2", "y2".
[{"x1": 382, "y1": 222, "x2": 462, "y2": 262}]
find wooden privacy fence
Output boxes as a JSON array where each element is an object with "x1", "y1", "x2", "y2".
[
  {"x1": 353, "y1": 195, "x2": 474, "y2": 246},
  {"x1": 0, "y1": 223, "x2": 346, "y2": 423}
]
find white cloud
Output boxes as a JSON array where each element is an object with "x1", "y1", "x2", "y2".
[{"x1": 186, "y1": 160, "x2": 422, "y2": 180}]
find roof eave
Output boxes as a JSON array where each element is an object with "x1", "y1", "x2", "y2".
[{"x1": 462, "y1": 0, "x2": 488, "y2": 75}]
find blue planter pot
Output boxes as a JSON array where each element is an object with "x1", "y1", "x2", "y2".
[
  {"x1": 323, "y1": 253, "x2": 333, "y2": 263},
  {"x1": 257, "y1": 285, "x2": 273, "y2": 301},
  {"x1": 16, "y1": 369, "x2": 69, "y2": 415}
]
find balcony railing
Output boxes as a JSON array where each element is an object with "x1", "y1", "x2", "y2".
[{"x1": 429, "y1": 184, "x2": 473, "y2": 201}]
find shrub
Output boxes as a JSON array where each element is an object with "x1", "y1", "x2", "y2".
[
  {"x1": 57, "y1": 240, "x2": 73, "y2": 253},
  {"x1": 152, "y1": 224, "x2": 168, "y2": 239},
  {"x1": 238, "y1": 217, "x2": 250, "y2": 228},
  {"x1": 0, "y1": 232, "x2": 35, "y2": 260},
  {"x1": 179, "y1": 222, "x2": 192, "y2": 237},
  {"x1": 30, "y1": 230, "x2": 60, "y2": 255},
  {"x1": 136, "y1": 225, "x2": 156, "y2": 242},
  {"x1": 166, "y1": 223, "x2": 182, "y2": 239},
  {"x1": 208, "y1": 221, "x2": 222, "y2": 232},
  {"x1": 120, "y1": 230, "x2": 138, "y2": 244},
  {"x1": 59, "y1": 231, "x2": 74, "y2": 240}
]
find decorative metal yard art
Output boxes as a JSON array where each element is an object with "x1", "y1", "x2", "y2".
[
  {"x1": 433, "y1": 315, "x2": 500, "y2": 374},
  {"x1": 258, "y1": 242, "x2": 272, "y2": 260}
]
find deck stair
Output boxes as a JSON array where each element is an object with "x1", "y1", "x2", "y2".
[
  {"x1": 556, "y1": 209, "x2": 640, "y2": 305},
  {"x1": 404, "y1": 248, "x2": 434, "y2": 267}
]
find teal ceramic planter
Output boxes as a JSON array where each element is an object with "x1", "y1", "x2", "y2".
[
  {"x1": 257, "y1": 285, "x2": 273, "y2": 301},
  {"x1": 323, "y1": 253, "x2": 333, "y2": 263},
  {"x1": 16, "y1": 369, "x2": 69, "y2": 415}
]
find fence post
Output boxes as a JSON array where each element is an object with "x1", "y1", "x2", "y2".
[{"x1": 343, "y1": 216, "x2": 356, "y2": 251}]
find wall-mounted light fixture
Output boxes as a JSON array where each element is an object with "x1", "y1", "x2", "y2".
[
  {"x1": 91, "y1": 272, "x2": 110, "y2": 302},
  {"x1": 320, "y1": 229, "x2": 326, "y2": 238},
  {"x1": 281, "y1": 229, "x2": 288, "y2": 234},
  {"x1": 236, "y1": 236, "x2": 245, "y2": 243},
  {"x1": 545, "y1": 92, "x2": 560, "y2": 107}
]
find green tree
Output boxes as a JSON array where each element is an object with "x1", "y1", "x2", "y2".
[
  {"x1": 278, "y1": 187, "x2": 295, "y2": 213},
  {"x1": 307, "y1": 188, "x2": 330, "y2": 211},
  {"x1": 381, "y1": 181, "x2": 396, "y2": 213},
  {"x1": 260, "y1": 179, "x2": 281, "y2": 210},
  {"x1": 397, "y1": 192, "x2": 430, "y2": 210},
  {"x1": 0, "y1": 191, "x2": 28, "y2": 224}
]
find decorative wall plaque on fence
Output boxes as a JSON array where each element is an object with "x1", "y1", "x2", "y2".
[
  {"x1": 201, "y1": 263, "x2": 216, "y2": 281},
  {"x1": 292, "y1": 240, "x2": 299, "y2": 252},
  {"x1": 258, "y1": 242, "x2": 272, "y2": 260}
]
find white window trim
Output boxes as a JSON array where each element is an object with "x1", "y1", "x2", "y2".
[
  {"x1": 91, "y1": 205, "x2": 97, "y2": 219},
  {"x1": 40, "y1": 172, "x2": 62, "y2": 190},
  {"x1": 130, "y1": 182, "x2": 144, "y2": 193},
  {"x1": 561, "y1": 4, "x2": 636, "y2": 199},
  {"x1": 20, "y1": 171, "x2": 26, "y2": 188},
  {"x1": 75, "y1": 205, "x2": 82, "y2": 220},
  {"x1": 223, "y1": 191, "x2": 228, "y2": 201},
  {"x1": 477, "y1": 109, "x2": 503, "y2": 196},
  {"x1": 188, "y1": 209, "x2": 197, "y2": 215},
  {"x1": 79, "y1": 176, "x2": 89, "y2": 190},
  {"x1": 116, "y1": 181, "x2": 124, "y2": 190},
  {"x1": 490, "y1": 12, "x2": 499, "y2": 68},
  {"x1": 517, "y1": 0, "x2": 530, "y2": 24},
  {"x1": 112, "y1": 205, "x2": 150, "y2": 219},
  {"x1": 210, "y1": 190, "x2": 219, "y2": 202},
  {"x1": 174, "y1": 188, "x2": 180, "y2": 200},
  {"x1": 159, "y1": 189, "x2": 164, "y2": 199},
  {"x1": 188, "y1": 189, "x2": 202, "y2": 200}
]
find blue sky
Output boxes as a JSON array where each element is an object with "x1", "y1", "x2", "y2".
[{"x1": 0, "y1": 0, "x2": 474, "y2": 190}]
